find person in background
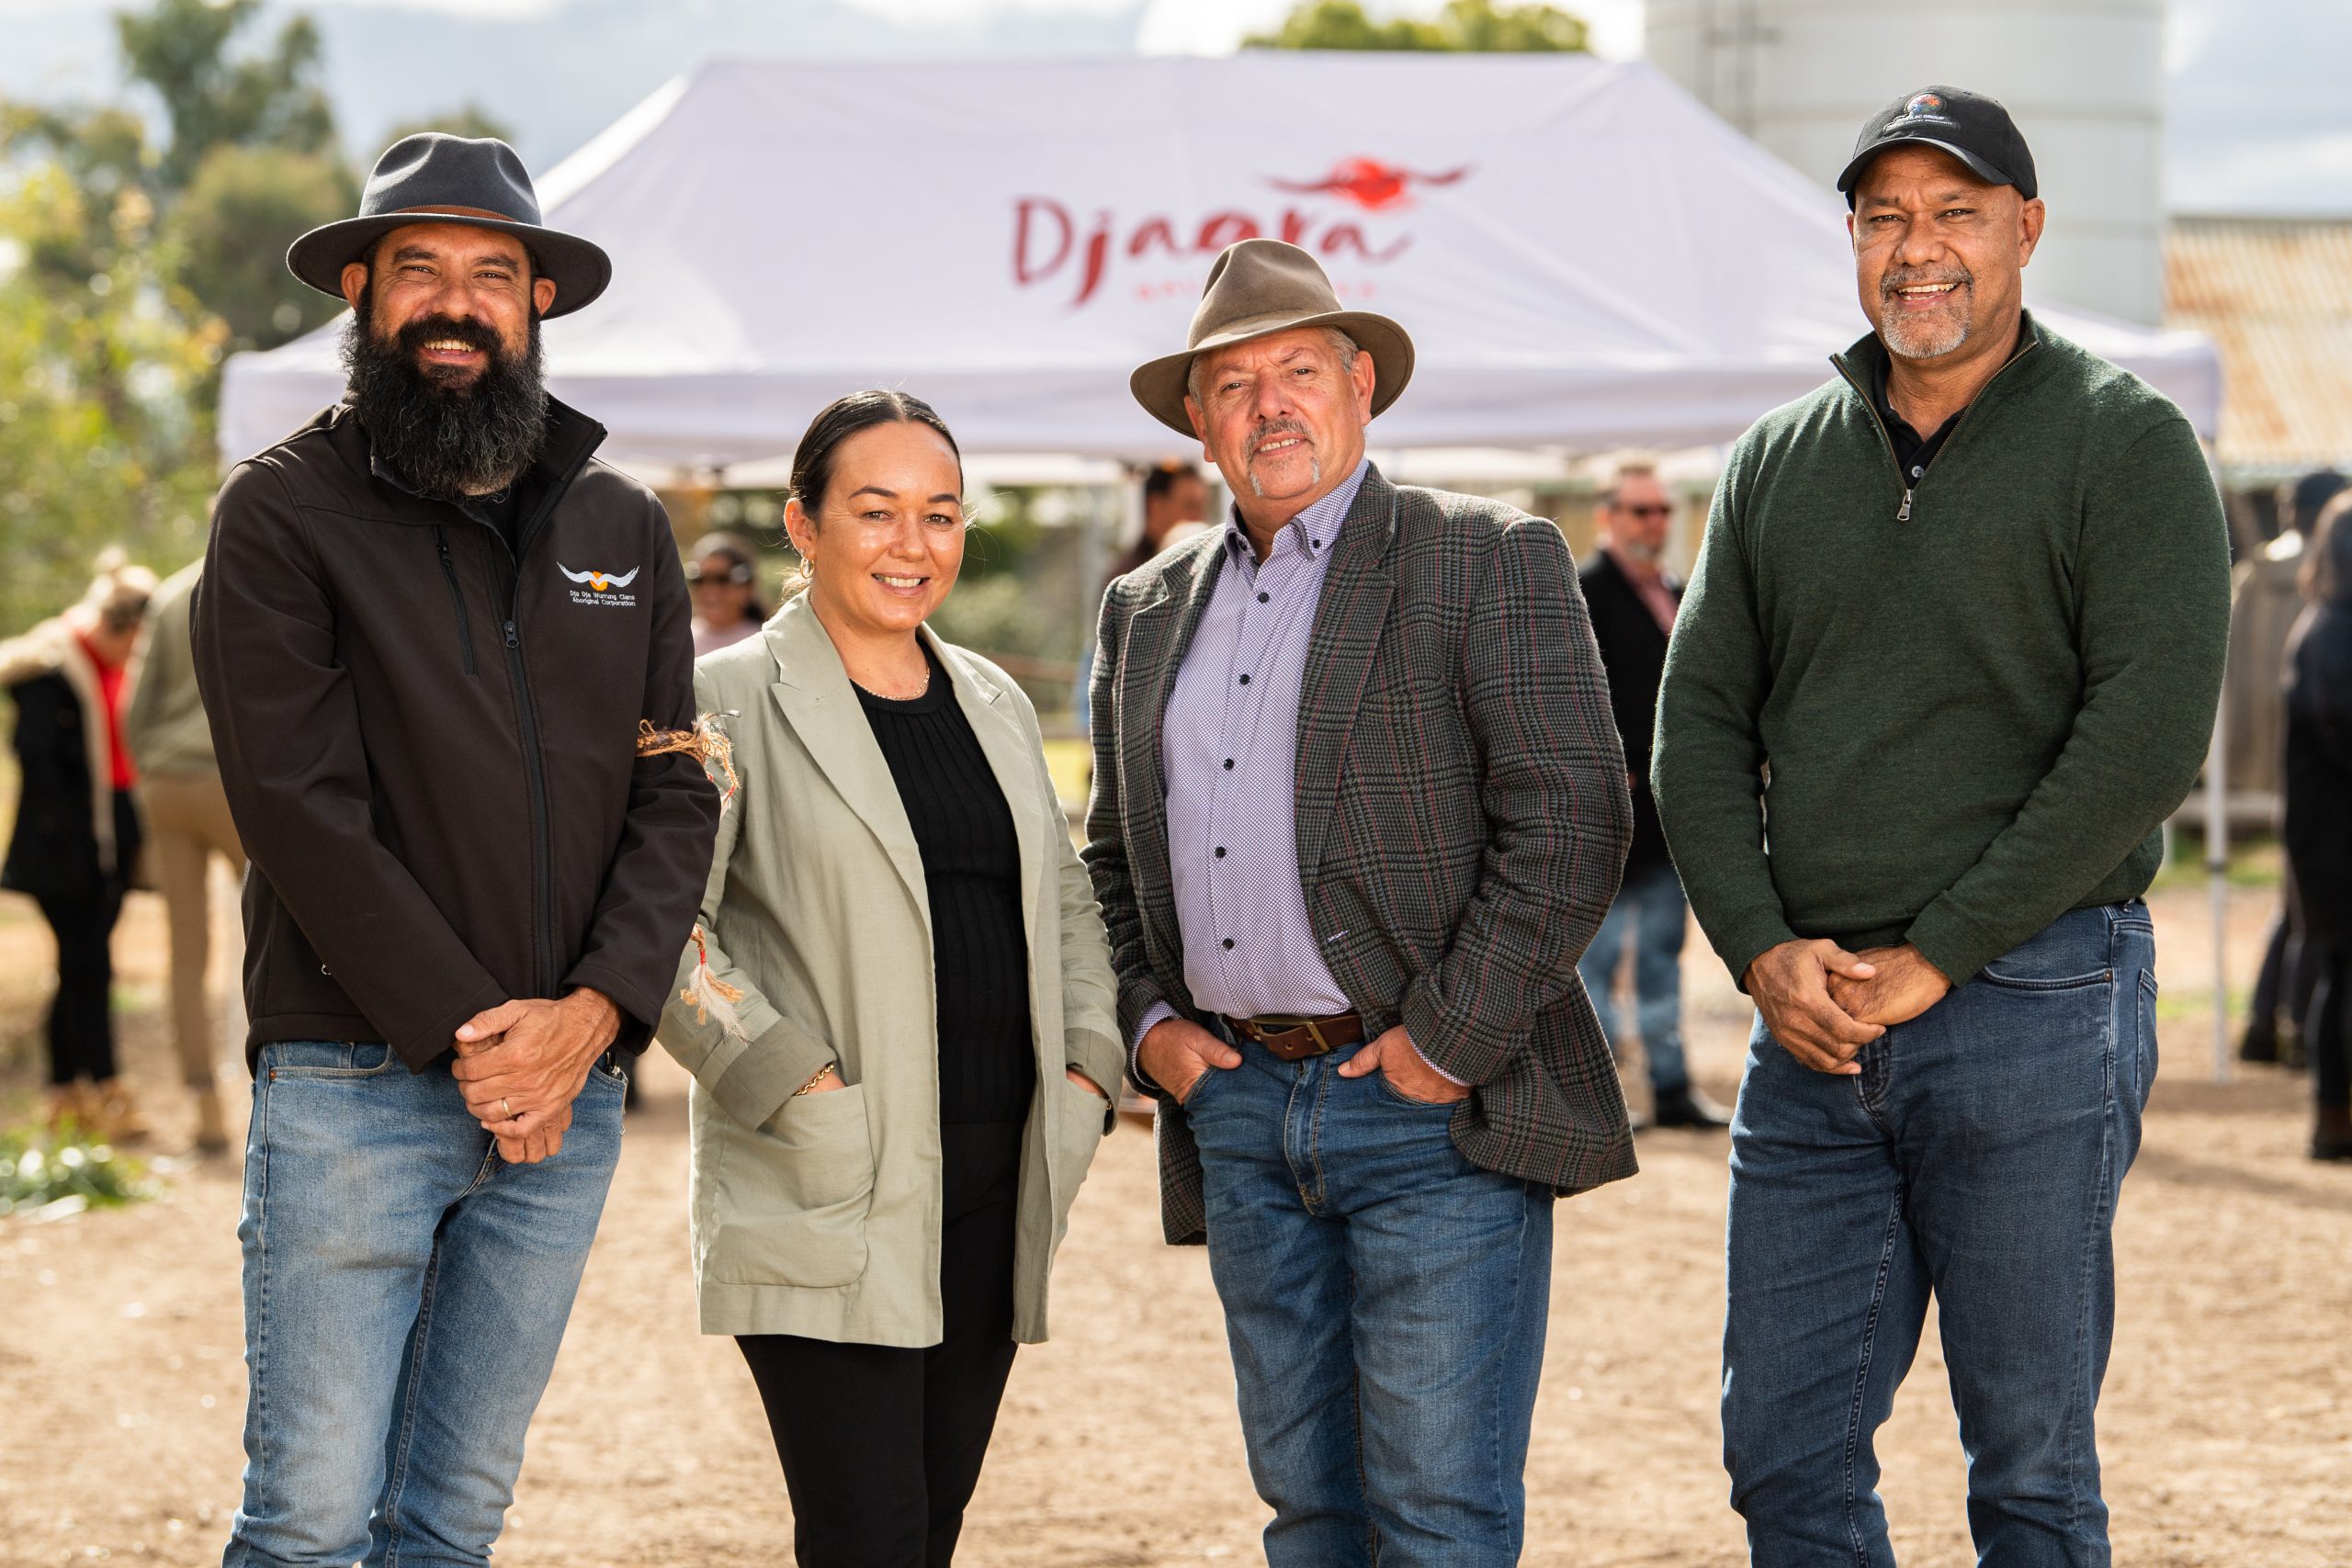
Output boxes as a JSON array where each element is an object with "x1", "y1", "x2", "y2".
[
  {"x1": 1114, "y1": 458, "x2": 1212, "y2": 579},
  {"x1": 2283, "y1": 491, "x2": 2352, "y2": 1161},
  {"x1": 661, "y1": 389, "x2": 1121, "y2": 1565},
  {"x1": 2239, "y1": 467, "x2": 2347, "y2": 1066},
  {"x1": 1575, "y1": 461, "x2": 1730, "y2": 1130},
  {"x1": 1076, "y1": 460, "x2": 1214, "y2": 735},
  {"x1": 1656, "y1": 87, "x2": 2229, "y2": 1561},
  {"x1": 689, "y1": 530, "x2": 772, "y2": 658},
  {"x1": 122, "y1": 559, "x2": 244, "y2": 1154},
  {"x1": 1, "y1": 550, "x2": 156, "y2": 1140}
]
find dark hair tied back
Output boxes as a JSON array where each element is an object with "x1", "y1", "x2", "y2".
[{"x1": 788, "y1": 389, "x2": 963, "y2": 518}]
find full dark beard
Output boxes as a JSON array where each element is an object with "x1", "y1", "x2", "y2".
[{"x1": 343, "y1": 304, "x2": 548, "y2": 501}]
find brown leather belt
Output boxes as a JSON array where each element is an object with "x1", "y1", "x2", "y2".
[{"x1": 1223, "y1": 1010, "x2": 1367, "y2": 1062}]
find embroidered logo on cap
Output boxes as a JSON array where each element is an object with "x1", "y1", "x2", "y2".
[{"x1": 1885, "y1": 93, "x2": 1952, "y2": 132}]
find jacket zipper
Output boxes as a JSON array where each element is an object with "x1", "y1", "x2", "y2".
[
  {"x1": 434, "y1": 527, "x2": 477, "y2": 676},
  {"x1": 1834, "y1": 334, "x2": 2041, "y2": 525},
  {"x1": 481, "y1": 455, "x2": 595, "y2": 999}
]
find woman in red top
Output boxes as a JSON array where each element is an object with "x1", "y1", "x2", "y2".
[{"x1": 1, "y1": 551, "x2": 156, "y2": 1138}]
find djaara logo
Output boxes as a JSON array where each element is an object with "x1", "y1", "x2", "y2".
[
  {"x1": 1266, "y1": 157, "x2": 1470, "y2": 213},
  {"x1": 1012, "y1": 155, "x2": 1471, "y2": 309},
  {"x1": 560, "y1": 563, "x2": 639, "y2": 607}
]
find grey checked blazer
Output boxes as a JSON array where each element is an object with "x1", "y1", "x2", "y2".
[{"x1": 1083, "y1": 464, "x2": 1637, "y2": 1245}]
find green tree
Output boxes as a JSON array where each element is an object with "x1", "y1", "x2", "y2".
[
  {"x1": 382, "y1": 104, "x2": 519, "y2": 148},
  {"x1": 1248, "y1": 0, "x2": 1589, "y2": 51},
  {"x1": 168, "y1": 142, "x2": 355, "y2": 351},
  {"x1": 0, "y1": 164, "x2": 223, "y2": 635},
  {"x1": 114, "y1": 0, "x2": 337, "y2": 191}
]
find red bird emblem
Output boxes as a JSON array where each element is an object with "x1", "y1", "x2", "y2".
[{"x1": 1267, "y1": 157, "x2": 1472, "y2": 211}]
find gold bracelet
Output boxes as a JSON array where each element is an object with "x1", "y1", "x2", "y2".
[{"x1": 792, "y1": 1062, "x2": 838, "y2": 1098}]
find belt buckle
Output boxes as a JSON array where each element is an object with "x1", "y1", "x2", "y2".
[{"x1": 1256, "y1": 1014, "x2": 1332, "y2": 1056}]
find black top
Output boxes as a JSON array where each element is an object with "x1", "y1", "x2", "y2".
[
  {"x1": 854, "y1": 639, "x2": 1036, "y2": 1125},
  {"x1": 2285, "y1": 601, "x2": 2352, "y2": 947},
  {"x1": 462, "y1": 468, "x2": 548, "y2": 554},
  {"x1": 2, "y1": 671, "x2": 142, "y2": 900},
  {"x1": 1577, "y1": 550, "x2": 1681, "y2": 874},
  {"x1": 1872, "y1": 329, "x2": 2030, "y2": 484}
]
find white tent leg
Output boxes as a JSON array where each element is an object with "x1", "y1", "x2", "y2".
[{"x1": 2205, "y1": 666, "x2": 2230, "y2": 1084}]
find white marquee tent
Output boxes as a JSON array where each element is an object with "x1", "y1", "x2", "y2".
[
  {"x1": 214, "y1": 51, "x2": 2241, "y2": 1080},
  {"x1": 219, "y1": 52, "x2": 2222, "y2": 468}
]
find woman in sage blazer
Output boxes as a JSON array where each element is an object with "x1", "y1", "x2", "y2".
[{"x1": 660, "y1": 391, "x2": 1123, "y2": 1566}]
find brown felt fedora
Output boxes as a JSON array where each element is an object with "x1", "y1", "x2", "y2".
[{"x1": 1130, "y1": 239, "x2": 1414, "y2": 437}]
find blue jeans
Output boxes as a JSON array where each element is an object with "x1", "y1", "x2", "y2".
[
  {"x1": 1182, "y1": 1040, "x2": 1554, "y2": 1568},
  {"x1": 223, "y1": 1042, "x2": 626, "y2": 1568},
  {"x1": 1722, "y1": 903, "x2": 2158, "y2": 1567},
  {"x1": 1576, "y1": 858, "x2": 1690, "y2": 1094}
]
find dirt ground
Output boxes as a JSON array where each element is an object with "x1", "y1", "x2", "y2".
[{"x1": 1, "y1": 866, "x2": 2346, "y2": 1568}]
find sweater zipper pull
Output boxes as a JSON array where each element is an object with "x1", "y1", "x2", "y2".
[
  {"x1": 1895, "y1": 487, "x2": 1914, "y2": 524},
  {"x1": 503, "y1": 619, "x2": 519, "y2": 649}
]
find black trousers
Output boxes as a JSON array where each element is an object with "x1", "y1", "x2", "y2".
[
  {"x1": 35, "y1": 882, "x2": 128, "y2": 1086},
  {"x1": 739, "y1": 1120, "x2": 1025, "y2": 1567},
  {"x1": 2307, "y1": 945, "x2": 2351, "y2": 1111}
]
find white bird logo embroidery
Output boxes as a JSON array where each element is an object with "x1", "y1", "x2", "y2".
[{"x1": 560, "y1": 564, "x2": 639, "y2": 592}]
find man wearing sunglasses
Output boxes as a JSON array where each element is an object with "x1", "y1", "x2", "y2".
[{"x1": 1576, "y1": 462, "x2": 1728, "y2": 1129}]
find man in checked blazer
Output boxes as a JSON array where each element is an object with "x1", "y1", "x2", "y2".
[{"x1": 1084, "y1": 238, "x2": 1636, "y2": 1566}]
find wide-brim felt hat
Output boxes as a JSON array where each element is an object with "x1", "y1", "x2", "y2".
[
  {"x1": 1131, "y1": 239, "x2": 1414, "y2": 437},
  {"x1": 287, "y1": 133, "x2": 611, "y2": 319}
]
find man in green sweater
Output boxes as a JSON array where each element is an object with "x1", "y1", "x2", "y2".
[{"x1": 1654, "y1": 87, "x2": 2229, "y2": 1565}]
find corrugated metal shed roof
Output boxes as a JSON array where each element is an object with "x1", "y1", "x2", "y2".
[{"x1": 2166, "y1": 215, "x2": 2352, "y2": 479}]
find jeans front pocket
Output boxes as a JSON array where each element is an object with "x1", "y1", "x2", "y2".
[
  {"x1": 262, "y1": 1041, "x2": 401, "y2": 1078},
  {"x1": 1374, "y1": 1068, "x2": 1464, "y2": 1111},
  {"x1": 706, "y1": 1083, "x2": 877, "y2": 1289}
]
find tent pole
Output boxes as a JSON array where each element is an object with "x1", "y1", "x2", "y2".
[
  {"x1": 2204, "y1": 446, "x2": 2232, "y2": 1085},
  {"x1": 2204, "y1": 579, "x2": 2231, "y2": 1087}
]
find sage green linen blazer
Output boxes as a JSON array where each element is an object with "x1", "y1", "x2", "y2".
[{"x1": 661, "y1": 596, "x2": 1124, "y2": 1346}]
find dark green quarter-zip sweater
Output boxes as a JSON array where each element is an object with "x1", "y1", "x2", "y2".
[{"x1": 1652, "y1": 313, "x2": 2231, "y2": 989}]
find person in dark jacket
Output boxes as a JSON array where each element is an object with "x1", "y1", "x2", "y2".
[
  {"x1": 2284, "y1": 491, "x2": 2352, "y2": 1160},
  {"x1": 2240, "y1": 467, "x2": 2346, "y2": 1066},
  {"x1": 192, "y1": 135, "x2": 718, "y2": 1567},
  {"x1": 1, "y1": 552, "x2": 155, "y2": 1140},
  {"x1": 1576, "y1": 462, "x2": 1729, "y2": 1129}
]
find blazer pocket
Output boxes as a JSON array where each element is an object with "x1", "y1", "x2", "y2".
[
  {"x1": 706, "y1": 1083, "x2": 877, "y2": 1289},
  {"x1": 1047, "y1": 1077, "x2": 1110, "y2": 1251}
]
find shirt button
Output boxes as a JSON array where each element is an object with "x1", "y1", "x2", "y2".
[
  {"x1": 1215, "y1": 846, "x2": 1227, "y2": 858},
  {"x1": 1257, "y1": 592, "x2": 1270, "y2": 604},
  {"x1": 1238, "y1": 673, "x2": 1250, "y2": 686},
  {"x1": 1222, "y1": 938, "x2": 1235, "y2": 950},
  {"x1": 1223, "y1": 758, "x2": 1234, "y2": 771}
]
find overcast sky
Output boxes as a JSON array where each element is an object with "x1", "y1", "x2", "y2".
[{"x1": 0, "y1": 0, "x2": 2336, "y2": 212}]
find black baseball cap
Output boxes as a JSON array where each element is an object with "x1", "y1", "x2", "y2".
[{"x1": 1836, "y1": 86, "x2": 2038, "y2": 207}]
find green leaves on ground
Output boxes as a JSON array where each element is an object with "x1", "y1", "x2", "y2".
[{"x1": 0, "y1": 1123, "x2": 155, "y2": 1219}]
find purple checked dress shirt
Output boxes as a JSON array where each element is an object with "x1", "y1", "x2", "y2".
[{"x1": 1134, "y1": 461, "x2": 1462, "y2": 1082}]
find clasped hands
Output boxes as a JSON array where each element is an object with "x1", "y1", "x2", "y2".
[
  {"x1": 450, "y1": 987, "x2": 622, "y2": 1164},
  {"x1": 1139, "y1": 1017, "x2": 1468, "y2": 1107},
  {"x1": 1743, "y1": 940, "x2": 1951, "y2": 1076}
]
